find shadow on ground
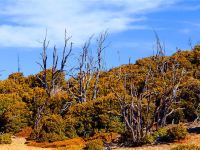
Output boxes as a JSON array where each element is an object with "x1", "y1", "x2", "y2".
[{"x1": 188, "y1": 127, "x2": 200, "y2": 134}]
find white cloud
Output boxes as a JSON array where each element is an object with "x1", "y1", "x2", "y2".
[
  {"x1": 179, "y1": 28, "x2": 191, "y2": 34},
  {"x1": 0, "y1": 0, "x2": 178, "y2": 47}
]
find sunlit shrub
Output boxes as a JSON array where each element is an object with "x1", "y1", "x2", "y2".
[
  {"x1": 0, "y1": 133, "x2": 12, "y2": 144},
  {"x1": 167, "y1": 124, "x2": 187, "y2": 141},
  {"x1": 88, "y1": 132, "x2": 119, "y2": 143},
  {"x1": 153, "y1": 127, "x2": 169, "y2": 142},
  {"x1": 0, "y1": 94, "x2": 29, "y2": 133},
  {"x1": 30, "y1": 114, "x2": 66, "y2": 142}
]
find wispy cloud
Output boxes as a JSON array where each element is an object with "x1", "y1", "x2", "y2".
[
  {"x1": 0, "y1": 0, "x2": 178, "y2": 47},
  {"x1": 178, "y1": 21, "x2": 200, "y2": 34}
]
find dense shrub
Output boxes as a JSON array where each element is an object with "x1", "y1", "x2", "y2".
[
  {"x1": 153, "y1": 127, "x2": 169, "y2": 142},
  {"x1": 167, "y1": 124, "x2": 187, "y2": 141},
  {"x1": 145, "y1": 124, "x2": 187, "y2": 144},
  {"x1": 39, "y1": 132, "x2": 66, "y2": 143},
  {"x1": 144, "y1": 127, "x2": 169, "y2": 144},
  {"x1": 64, "y1": 116, "x2": 77, "y2": 138},
  {"x1": 85, "y1": 139, "x2": 103, "y2": 150},
  {"x1": 171, "y1": 144, "x2": 200, "y2": 150},
  {"x1": 144, "y1": 134, "x2": 156, "y2": 144},
  {"x1": 0, "y1": 133, "x2": 12, "y2": 144},
  {"x1": 1, "y1": 46, "x2": 200, "y2": 144},
  {"x1": 65, "y1": 96, "x2": 123, "y2": 138},
  {"x1": 30, "y1": 115, "x2": 66, "y2": 142},
  {"x1": 0, "y1": 94, "x2": 29, "y2": 133}
]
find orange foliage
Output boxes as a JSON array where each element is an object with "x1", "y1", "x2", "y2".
[
  {"x1": 15, "y1": 127, "x2": 32, "y2": 138},
  {"x1": 86, "y1": 132, "x2": 120, "y2": 143},
  {"x1": 27, "y1": 137, "x2": 86, "y2": 148}
]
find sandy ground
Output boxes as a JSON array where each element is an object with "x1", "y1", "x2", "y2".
[{"x1": 0, "y1": 137, "x2": 54, "y2": 150}]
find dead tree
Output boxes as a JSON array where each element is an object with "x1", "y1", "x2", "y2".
[
  {"x1": 112, "y1": 33, "x2": 185, "y2": 145},
  {"x1": 67, "y1": 37, "x2": 94, "y2": 103},
  {"x1": 35, "y1": 30, "x2": 72, "y2": 129},
  {"x1": 68, "y1": 32, "x2": 107, "y2": 103},
  {"x1": 112, "y1": 66, "x2": 155, "y2": 145},
  {"x1": 92, "y1": 31, "x2": 107, "y2": 100},
  {"x1": 113, "y1": 61, "x2": 184, "y2": 145},
  {"x1": 156, "y1": 63, "x2": 184, "y2": 127},
  {"x1": 17, "y1": 54, "x2": 21, "y2": 72},
  {"x1": 152, "y1": 33, "x2": 185, "y2": 127}
]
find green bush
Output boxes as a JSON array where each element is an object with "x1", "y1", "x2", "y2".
[
  {"x1": 171, "y1": 144, "x2": 200, "y2": 150},
  {"x1": 0, "y1": 133, "x2": 12, "y2": 144},
  {"x1": 153, "y1": 127, "x2": 169, "y2": 142},
  {"x1": 85, "y1": 139, "x2": 103, "y2": 150},
  {"x1": 144, "y1": 134, "x2": 155, "y2": 144},
  {"x1": 143, "y1": 127, "x2": 169, "y2": 144},
  {"x1": 65, "y1": 116, "x2": 77, "y2": 138},
  {"x1": 40, "y1": 115, "x2": 66, "y2": 142},
  {"x1": 30, "y1": 115, "x2": 66, "y2": 142},
  {"x1": 39, "y1": 132, "x2": 66, "y2": 143},
  {"x1": 0, "y1": 94, "x2": 29, "y2": 133},
  {"x1": 151, "y1": 124, "x2": 187, "y2": 143},
  {"x1": 145, "y1": 127, "x2": 169, "y2": 144},
  {"x1": 65, "y1": 97, "x2": 123, "y2": 138},
  {"x1": 167, "y1": 124, "x2": 187, "y2": 141}
]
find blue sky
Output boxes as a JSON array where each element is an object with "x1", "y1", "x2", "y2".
[{"x1": 0, "y1": 0, "x2": 200, "y2": 79}]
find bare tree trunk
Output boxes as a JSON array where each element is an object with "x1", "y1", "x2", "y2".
[
  {"x1": 34, "y1": 30, "x2": 72, "y2": 130},
  {"x1": 92, "y1": 31, "x2": 107, "y2": 100},
  {"x1": 69, "y1": 32, "x2": 107, "y2": 103}
]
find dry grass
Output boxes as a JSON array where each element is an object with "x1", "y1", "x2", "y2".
[
  {"x1": 27, "y1": 137, "x2": 86, "y2": 149},
  {"x1": 86, "y1": 132, "x2": 120, "y2": 143}
]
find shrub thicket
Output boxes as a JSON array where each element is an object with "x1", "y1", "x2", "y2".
[
  {"x1": 145, "y1": 124, "x2": 187, "y2": 144},
  {"x1": 167, "y1": 124, "x2": 187, "y2": 141},
  {"x1": 1, "y1": 45, "x2": 200, "y2": 146},
  {"x1": 0, "y1": 133, "x2": 12, "y2": 144},
  {"x1": 30, "y1": 115, "x2": 66, "y2": 142}
]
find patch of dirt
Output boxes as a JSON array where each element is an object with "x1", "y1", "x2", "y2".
[{"x1": 0, "y1": 137, "x2": 54, "y2": 150}]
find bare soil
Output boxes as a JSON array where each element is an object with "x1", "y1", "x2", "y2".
[{"x1": 0, "y1": 137, "x2": 54, "y2": 150}]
